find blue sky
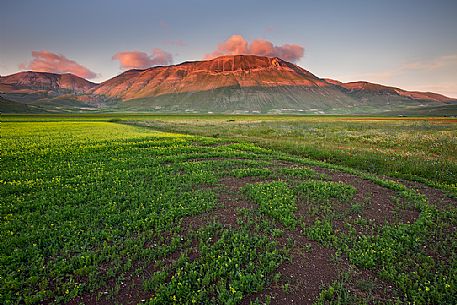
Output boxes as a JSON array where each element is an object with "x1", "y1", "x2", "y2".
[{"x1": 1, "y1": 0, "x2": 456, "y2": 96}]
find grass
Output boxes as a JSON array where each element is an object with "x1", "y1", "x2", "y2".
[
  {"x1": 115, "y1": 115, "x2": 457, "y2": 195},
  {"x1": 1, "y1": 115, "x2": 456, "y2": 305},
  {"x1": 0, "y1": 121, "x2": 290, "y2": 304},
  {"x1": 279, "y1": 166, "x2": 321, "y2": 179},
  {"x1": 296, "y1": 180, "x2": 357, "y2": 202},
  {"x1": 243, "y1": 182, "x2": 297, "y2": 229},
  {"x1": 231, "y1": 168, "x2": 272, "y2": 178}
]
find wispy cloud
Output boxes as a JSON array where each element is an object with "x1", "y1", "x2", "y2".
[
  {"x1": 336, "y1": 53, "x2": 457, "y2": 97},
  {"x1": 402, "y1": 54, "x2": 457, "y2": 71},
  {"x1": 343, "y1": 53, "x2": 457, "y2": 82},
  {"x1": 19, "y1": 51, "x2": 97, "y2": 79},
  {"x1": 112, "y1": 48, "x2": 173, "y2": 70},
  {"x1": 410, "y1": 82, "x2": 457, "y2": 94},
  {"x1": 205, "y1": 34, "x2": 304, "y2": 62}
]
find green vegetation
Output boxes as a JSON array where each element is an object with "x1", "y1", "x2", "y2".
[
  {"x1": 385, "y1": 104, "x2": 457, "y2": 117},
  {"x1": 279, "y1": 166, "x2": 320, "y2": 179},
  {"x1": 0, "y1": 96, "x2": 42, "y2": 114},
  {"x1": 149, "y1": 225, "x2": 284, "y2": 305},
  {"x1": 0, "y1": 121, "x2": 289, "y2": 304},
  {"x1": 297, "y1": 180, "x2": 356, "y2": 202},
  {"x1": 231, "y1": 168, "x2": 272, "y2": 178},
  {"x1": 117, "y1": 115, "x2": 457, "y2": 196},
  {"x1": 1, "y1": 115, "x2": 456, "y2": 305},
  {"x1": 306, "y1": 188, "x2": 457, "y2": 304},
  {"x1": 243, "y1": 182, "x2": 297, "y2": 229}
]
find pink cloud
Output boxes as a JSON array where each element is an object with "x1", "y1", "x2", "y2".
[
  {"x1": 19, "y1": 50, "x2": 97, "y2": 79},
  {"x1": 206, "y1": 35, "x2": 249, "y2": 58},
  {"x1": 249, "y1": 39, "x2": 275, "y2": 56},
  {"x1": 205, "y1": 35, "x2": 304, "y2": 62},
  {"x1": 150, "y1": 48, "x2": 173, "y2": 65},
  {"x1": 112, "y1": 48, "x2": 173, "y2": 70}
]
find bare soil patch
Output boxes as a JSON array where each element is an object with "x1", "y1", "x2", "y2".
[
  {"x1": 401, "y1": 180, "x2": 457, "y2": 210},
  {"x1": 67, "y1": 157, "x2": 445, "y2": 305}
]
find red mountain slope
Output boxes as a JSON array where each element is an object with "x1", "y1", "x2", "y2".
[
  {"x1": 91, "y1": 55, "x2": 330, "y2": 100},
  {"x1": 0, "y1": 71, "x2": 97, "y2": 94}
]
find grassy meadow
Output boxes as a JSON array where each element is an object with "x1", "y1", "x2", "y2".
[
  {"x1": 122, "y1": 116, "x2": 457, "y2": 196},
  {"x1": 1, "y1": 115, "x2": 456, "y2": 304}
]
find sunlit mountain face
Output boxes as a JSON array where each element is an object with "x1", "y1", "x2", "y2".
[{"x1": 1, "y1": 55, "x2": 456, "y2": 114}]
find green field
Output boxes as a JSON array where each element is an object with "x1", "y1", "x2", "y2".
[
  {"x1": 115, "y1": 115, "x2": 456, "y2": 195},
  {"x1": 1, "y1": 115, "x2": 456, "y2": 304}
]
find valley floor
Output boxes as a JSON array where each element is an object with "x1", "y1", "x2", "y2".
[{"x1": 1, "y1": 115, "x2": 456, "y2": 304}]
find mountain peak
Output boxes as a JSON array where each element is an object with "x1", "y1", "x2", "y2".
[
  {"x1": 0, "y1": 71, "x2": 97, "y2": 94},
  {"x1": 92, "y1": 54, "x2": 327, "y2": 100},
  {"x1": 146, "y1": 54, "x2": 294, "y2": 74},
  {"x1": 2, "y1": 56, "x2": 456, "y2": 114},
  {"x1": 201, "y1": 54, "x2": 286, "y2": 71}
]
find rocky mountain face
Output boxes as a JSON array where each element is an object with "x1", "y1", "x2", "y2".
[
  {"x1": 1, "y1": 55, "x2": 455, "y2": 113},
  {"x1": 0, "y1": 71, "x2": 96, "y2": 94},
  {"x1": 0, "y1": 71, "x2": 101, "y2": 109},
  {"x1": 91, "y1": 55, "x2": 330, "y2": 100}
]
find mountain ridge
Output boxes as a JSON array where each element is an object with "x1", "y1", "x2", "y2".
[
  {"x1": 324, "y1": 78, "x2": 453, "y2": 103},
  {"x1": 1, "y1": 55, "x2": 456, "y2": 113},
  {"x1": 0, "y1": 71, "x2": 97, "y2": 93},
  {"x1": 90, "y1": 55, "x2": 330, "y2": 100}
]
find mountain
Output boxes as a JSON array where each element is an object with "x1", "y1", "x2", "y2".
[
  {"x1": 0, "y1": 71, "x2": 106, "y2": 112},
  {"x1": 1, "y1": 55, "x2": 456, "y2": 114},
  {"x1": 0, "y1": 95, "x2": 36, "y2": 113},
  {"x1": 325, "y1": 79, "x2": 454, "y2": 103},
  {"x1": 92, "y1": 55, "x2": 330, "y2": 98},
  {"x1": 0, "y1": 71, "x2": 96, "y2": 94},
  {"x1": 91, "y1": 55, "x2": 361, "y2": 113}
]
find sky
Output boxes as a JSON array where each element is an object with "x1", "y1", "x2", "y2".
[{"x1": 1, "y1": 0, "x2": 456, "y2": 97}]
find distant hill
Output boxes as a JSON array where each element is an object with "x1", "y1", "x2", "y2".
[
  {"x1": 324, "y1": 79, "x2": 454, "y2": 103},
  {"x1": 0, "y1": 95, "x2": 47, "y2": 113},
  {"x1": 0, "y1": 71, "x2": 96, "y2": 94},
  {"x1": 383, "y1": 104, "x2": 457, "y2": 117},
  {"x1": 0, "y1": 71, "x2": 104, "y2": 112},
  {"x1": 1, "y1": 55, "x2": 456, "y2": 114}
]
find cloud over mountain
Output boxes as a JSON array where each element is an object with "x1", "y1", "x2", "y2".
[
  {"x1": 19, "y1": 51, "x2": 97, "y2": 79},
  {"x1": 205, "y1": 35, "x2": 304, "y2": 62},
  {"x1": 113, "y1": 48, "x2": 173, "y2": 70}
]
